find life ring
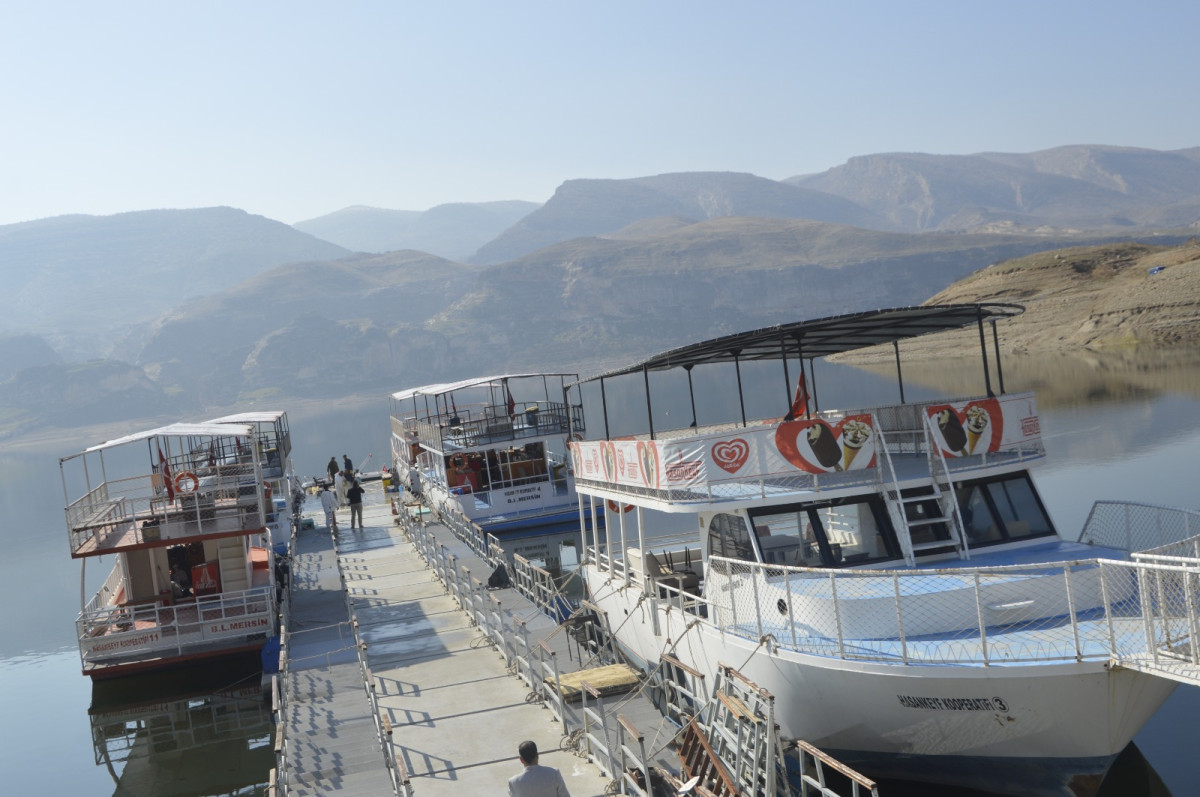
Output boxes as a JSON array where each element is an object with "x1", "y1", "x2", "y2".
[
  {"x1": 174, "y1": 471, "x2": 200, "y2": 494},
  {"x1": 607, "y1": 499, "x2": 634, "y2": 514}
]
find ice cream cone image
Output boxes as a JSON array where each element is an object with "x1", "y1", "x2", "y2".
[
  {"x1": 965, "y1": 406, "x2": 990, "y2": 454},
  {"x1": 841, "y1": 419, "x2": 871, "y2": 470}
]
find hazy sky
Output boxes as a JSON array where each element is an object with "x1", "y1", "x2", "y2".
[{"x1": 3, "y1": 1, "x2": 1196, "y2": 227}]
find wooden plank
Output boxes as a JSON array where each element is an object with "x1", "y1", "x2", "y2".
[{"x1": 548, "y1": 662, "x2": 640, "y2": 702}]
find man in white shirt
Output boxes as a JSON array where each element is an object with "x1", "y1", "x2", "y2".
[
  {"x1": 319, "y1": 484, "x2": 338, "y2": 533},
  {"x1": 508, "y1": 740, "x2": 570, "y2": 797}
]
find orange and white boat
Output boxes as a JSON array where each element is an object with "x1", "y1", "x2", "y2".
[{"x1": 61, "y1": 414, "x2": 291, "y2": 679}]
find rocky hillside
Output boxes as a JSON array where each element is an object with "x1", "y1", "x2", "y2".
[
  {"x1": 470, "y1": 172, "x2": 887, "y2": 264},
  {"x1": 790, "y1": 145, "x2": 1200, "y2": 233},
  {"x1": 842, "y1": 240, "x2": 1200, "y2": 366}
]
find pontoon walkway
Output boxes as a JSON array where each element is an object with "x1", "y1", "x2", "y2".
[{"x1": 275, "y1": 487, "x2": 679, "y2": 795}]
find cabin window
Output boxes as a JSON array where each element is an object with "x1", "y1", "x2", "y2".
[
  {"x1": 748, "y1": 497, "x2": 897, "y2": 568},
  {"x1": 956, "y1": 473, "x2": 1054, "y2": 544},
  {"x1": 707, "y1": 513, "x2": 755, "y2": 562}
]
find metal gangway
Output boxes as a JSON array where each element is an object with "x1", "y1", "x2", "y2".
[{"x1": 1080, "y1": 502, "x2": 1200, "y2": 686}]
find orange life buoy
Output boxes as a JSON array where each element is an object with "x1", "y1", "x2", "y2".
[
  {"x1": 607, "y1": 499, "x2": 634, "y2": 514},
  {"x1": 174, "y1": 471, "x2": 200, "y2": 494}
]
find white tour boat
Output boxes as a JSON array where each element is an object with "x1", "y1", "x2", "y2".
[
  {"x1": 62, "y1": 414, "x2": 290, "y2": 679},
  {"x1": 568, "y1": 305, "x2": 1200, "y2": 795},
  {"x1": 389, "y1": 374, "x2": 591, "y2": 569}
]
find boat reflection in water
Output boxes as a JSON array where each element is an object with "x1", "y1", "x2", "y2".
[{"x1": 88, "y1": 655, "x2": 272, "y2": 796}]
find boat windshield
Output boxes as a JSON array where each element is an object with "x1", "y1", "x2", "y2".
[
  {"x1": 955, "y1": 472, "x2": 1056, "y2": 545},
  {"x1": 745, "y1": 496, "x2": 899, "y2": 568}
]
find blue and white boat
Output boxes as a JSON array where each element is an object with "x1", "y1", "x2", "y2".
[
  {"x1": 389, "y1": 374, "x2": 592, "y2": 570},
  {"x1": 568, "y1": 305, "x2": 1200, "y2": 795}
]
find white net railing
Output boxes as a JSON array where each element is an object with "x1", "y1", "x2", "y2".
[
  {"x1": 1079, "y1": 501, "x2": 1200, "y2": 553},
  {"x1": 686, "y1": 541, "x2": 1200, "y2": 672}
]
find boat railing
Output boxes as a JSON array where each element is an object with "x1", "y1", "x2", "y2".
[
  {"x1": 1079, "y1": 500, "x2": 1200, "y2": 554},
  {"x1": 699, "y1": 548, "x2": 1200, "y2": 672},
  {"x1": 402, "y1": 401, "x2": 582, "y2": 453},
  {"x1": 573, "y1": 391, "x2": 1044, "y2": 507},
  {"x1": 84, "y1": 562, "x2": 127, "y2": 617},
  {"x1": 66, "y1": 463, "x2": 266, "y2": 555},
  {"x1": 438, "y1": 505, "x2": 506, "y2": 568},
  {"x1": 77, "y1": 585, "x2": 275, "y2": 665}
]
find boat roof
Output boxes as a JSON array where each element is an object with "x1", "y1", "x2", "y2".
[
  {"x1": 81, "y1": 422, "x2": 254, "y2": 454},
  {"x1": 581, "y1": 303, "x2": 1024, "y2": 381},
  {"x1": 205, "y1": 411, "x2": 286, "y2": 424},
  {"x1": 390, "y1": 373, "x2": 580, "y2": 402}
]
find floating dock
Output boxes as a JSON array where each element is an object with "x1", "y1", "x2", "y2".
[{"x1": 272, "y1": 485, "x2": 681, "y2": 796}]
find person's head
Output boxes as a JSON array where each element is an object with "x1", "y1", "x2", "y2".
[{"x1": 518, "y1": 740, "x2": 538, "y2": 765}]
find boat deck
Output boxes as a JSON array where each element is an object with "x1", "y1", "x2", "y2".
[
  {"x1": 279, "y1": 486, "x2": 680, "y2": 794},
  {"x1": 71, "y1": 500, "x2": 263, "y2": 557}
]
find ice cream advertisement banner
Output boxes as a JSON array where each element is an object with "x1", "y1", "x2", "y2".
[
  {"x1": 774, "y1": 414, "x2": 877, "y2": 474},
  {"x1": 925, "y1": 394, "x2": 1041, "y2": 458},
  {"x1": 571, "y1": 415, "x2": 880, "y2": 489}
]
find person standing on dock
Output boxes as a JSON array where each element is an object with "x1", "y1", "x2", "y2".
[
  {"x1": 508, "y1": 740, "x2": 571, "y2": 797},
  {"x1": 327, "y1": 456, "x2": 339, "y2": 485},
  {"x1": 343, "y1": 453, "x2": 353, "y2": 475},
  {"x1": 347, "y1": 479, "x2": 364, "y2": 530},
  {"x1": 319, "y1": 483, "x2": 338, "y2": 534},
  {"x1": 335, "y1": 469, "x2": 348, "y2": 507}
]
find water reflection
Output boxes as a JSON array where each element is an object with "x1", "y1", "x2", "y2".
[
  {"x1": 88, "y1": 656, "x2": 271, "y2": 796},
  {"x1": 855, "y1": 348, "x2": 1200, "y2": 409}
]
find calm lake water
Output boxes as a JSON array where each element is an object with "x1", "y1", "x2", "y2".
[{"x1": 2, "y1": 356, "x2": 1198, "y2": 795}]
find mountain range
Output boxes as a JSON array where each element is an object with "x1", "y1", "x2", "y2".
[{"x1": 1, "y1": 144, "x2": 1197, "y2": 439}]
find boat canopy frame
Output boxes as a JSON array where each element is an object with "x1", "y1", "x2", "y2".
[
  {"x1": 390, "y1": 372, "x2": 581, "y2": 428},
  {"x1": 570, "y1": 303, "x2": 1024, "y2": 440}
]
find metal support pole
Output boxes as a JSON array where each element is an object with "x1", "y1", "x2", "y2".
[
  {"x1": 685, "y1": 364, "x2": 698, "y2": 428},
  {"x1": 977, "y1": 307, "x2": 994, "y2": 398},
  {"x1": 780, "y1": 334, "x2": 792, "y2": 412},
  {"x1": 991, "y1": 320, "x2": 1006, "y2": 395},
  {"x1": 600, "y1": 377, "x2": 611, "y2": 440},
  {"x1": 643, "y1": 365, "x2": 655, "y2": 439},
  {"x1": 893, "y1": 339, "x2": 906, "y2": 404},
  {"x1": 732, "y1": 350, "x2": 746, "y2": 427},
  {"x1": 807, "y1": 356, "x2": 819, "y2": 414}
]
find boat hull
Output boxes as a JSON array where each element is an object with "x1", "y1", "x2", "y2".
[{"x1": 585, "y1": 566, "x2": 1176, "y2": 795}]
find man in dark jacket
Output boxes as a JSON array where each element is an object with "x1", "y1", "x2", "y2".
[{"x1": 347, "y1": 479, "x2": 365, "y2": 530}]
